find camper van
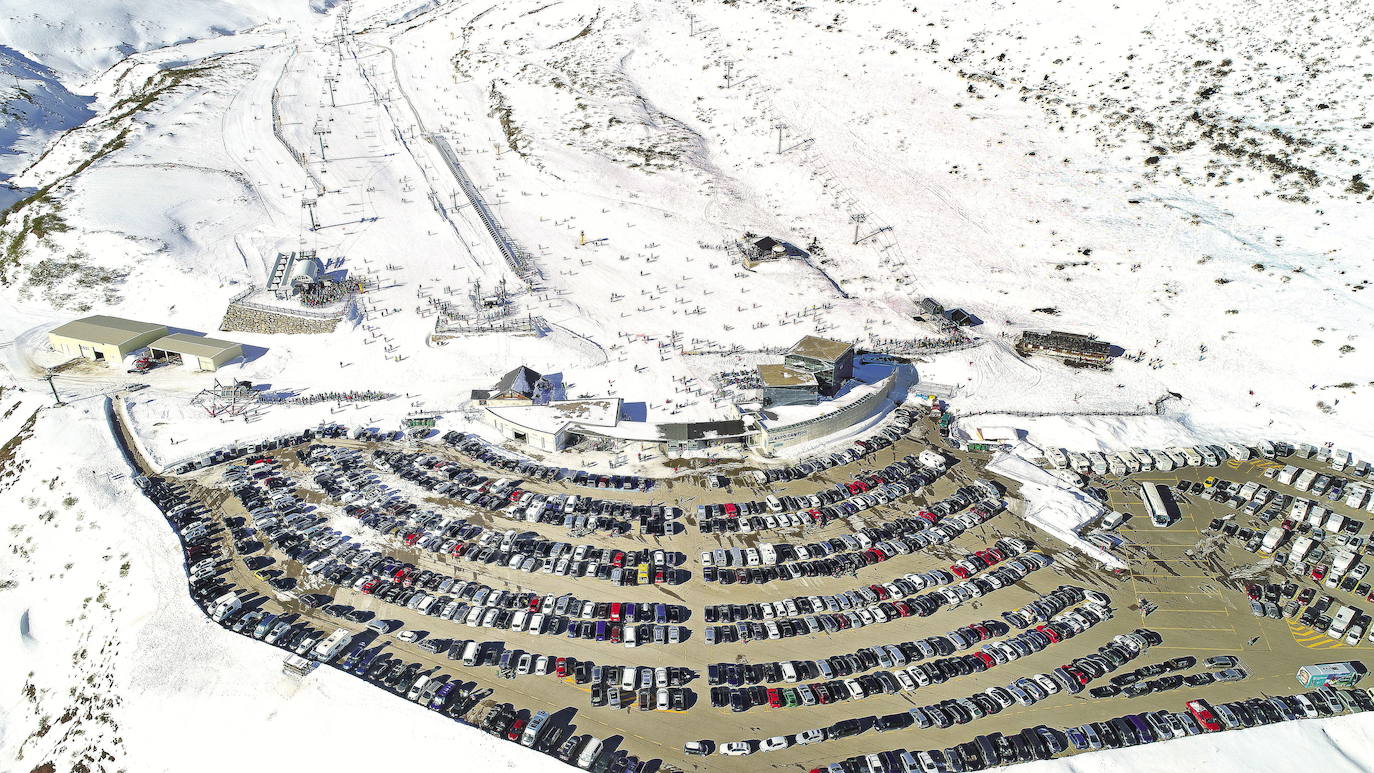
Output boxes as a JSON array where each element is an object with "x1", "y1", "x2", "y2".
[
  {"x1": 1068, "y1": 453, "x2": 1091, "y2": 474},
  {"x1": 1294, "y1": 469, "x2": 1318, "y2": 492},
  {"x1": 1276, "y1": 465, "x2": 1300, "y2": 486},
  {"x1": 1258, "y1": 440, "x2": 1277, "y2": 459},
  {"x1": 1346, "y1": 485, "x2": 1369, "y2": 511},
  {"x1": 311, "y1": 628, "x2": 354, "y2": 662},
  {"x1": 1224, "y1": 443, "x2": 1253, "y2": 461},
  {"x1": 1260, "y1": 527, "x2": 1287, "y2": 554},
  {"x1": 1289, "y1": 536, "x2": 1314, "y2": 564},
  {"x1": 1149, "y1": 450, "x2": 1174, "y2": 472},
  {"x1": 1089, "y1": 453, "x2": 1109, "y2": 476},
  {"x1": 1047, "y1": 449, "x2": 1069, "y2": 469},
  {"x1": 1182, "y1": 447, "x2": 1203, "y2": 467},
  {"x1": 1132, "y1": 449, "x2": 1155, "y2": 472},
  {"x1": 1328, "y1": 606, "x2": 1360, "y2": 639}
]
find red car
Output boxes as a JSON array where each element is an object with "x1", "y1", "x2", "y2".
[
  {"x1": 361, "y1": 579, "x2": 377, "y2": 594},
  {"x1": 506, "y1": 719, "x2": 526, "y2": 741},
  {"x1": 1244, "y1": 583, "x2": 1261, "y2": 600},
  {"x1": 555, "y1": 658, "x2": 568, "y2": 677},
  {"x1": 767, "y1": 688, "x2": 783, "y2": 708},
  {"x1": 950, "y1": 565, "x2": 972, "y2": 579},
  {"x1": 1036, "y1": 624, "x2": 1062, "y2": 644},
  {"x1": 611, "y1": 552, "x2": 625, "y2": 567},
  {"x1": 973, "y1": 652, "x2": 995, "y2": 668},
  {"x1": 1187, "y1": 699, "x2": 1223, "y2": 732},
  {"x1": 529, "y1": 596, "x2": 541, "y2": 612},
  {"x1": 723, "y1": 503, "x2": 738, "y2": 517},
  {"x1": 610, "y1": 602, "x2": 622, "y2": 621},
  {"x1": 1312, "y1": 564, "x2": 1328, "y2": 581}
]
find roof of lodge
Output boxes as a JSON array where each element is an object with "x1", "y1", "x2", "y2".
[
  {"x1": 149, "y1": 333, "x2": 244, "y2": 359},
  {"x1": 658, "y1": 419, "x2": 748, "y2": 442},
  {"x1": 1020, "y1": 330, "x2": 1112, "y2": 355},
  {"x1": 787, "y1": 335, "x2": 853, "y2": 363},
  {"x1": 757, "y1": 364, "x2": 818, "y2": 388},
  {"x1": 494, "y1": 365, "x2": 542, "y2": 396},
  {"x1": 49, "y1": 315, "x2": 167, "y2": 347}
]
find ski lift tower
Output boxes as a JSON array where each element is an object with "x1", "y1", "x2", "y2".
[{"x1": 191, "y1": 379, "x2": 260, "y2": 418}]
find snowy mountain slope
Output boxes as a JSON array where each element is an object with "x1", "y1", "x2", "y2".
[
  {"x1": 0, "y1": 47, "x2": 94, "y2": 184},
  {"x1": 0, "y1": 0, "x2": 334, "y2": 193}
]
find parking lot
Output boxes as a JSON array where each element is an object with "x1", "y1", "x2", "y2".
[{"x1": 113, "y1": 403, "x2": 1374, "y2": 773}]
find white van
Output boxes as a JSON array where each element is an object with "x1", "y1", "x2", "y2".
[
  {"x1": 577, "y1": 737, "x2": 604, "y2": 769},
  {"x1": 781, "y1": 661, "x2": 799, "y2": 682},
  {"x1": 1101, "y1": 510, "x2": 1128, "y2": 529}
]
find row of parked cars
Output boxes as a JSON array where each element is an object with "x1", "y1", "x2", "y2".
[
  {"x1": 742, "y1": 408, "x2": 922, "y2": 485},
  {"x1": 702, "y1": 549, "x2": 1053, "y2": 644},
  {"x1": 300, "y1": 445, "x2": 683, "y2": 585},
  {"x1": 141, "y1": 457, "x2": 655, "y2": 773},
  {"x1": 1089, "y1": 655, "x2": 1245, "y2": 698},
  {"x1": 709, "y1": 595, "x2": 1116, "y2": 712},
  {"x1": 702, "y1": 451, "x2": 951, "y2": 534},
  {"x1": 713, "y1": 628, "x2": 1163, "y2": 765},
  {"x1": 441, "y1": 431, "x2": 656, "y2": 492},
  {"x1": 374, "y1": 448, "x2": 681, "y2": 536},
  {"x1": 705, "y1": 498, "x2": 1008, "y2": 586},
  {"x1": 810, "y1": 684, "x2": 1374, "y2": 773},
  {"x1": 167, "y1": 425, "x2": 345, "y2": 474},
  {"x1": 228, "y1": 459, "x2": 691, "y2": 646}
]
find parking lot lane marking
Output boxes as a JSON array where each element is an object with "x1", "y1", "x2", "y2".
[{"x1": 1146, "y1": 626, "x2": 1236, "y2": 632}]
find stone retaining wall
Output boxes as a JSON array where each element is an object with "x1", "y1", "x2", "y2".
[{"x1": 220, "y1": 302, "x2": 340, "y2": 335}]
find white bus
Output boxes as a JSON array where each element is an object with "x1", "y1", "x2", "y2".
[{"x1": 1140, "y1": 484, "x2": 1175, "y2": 527}]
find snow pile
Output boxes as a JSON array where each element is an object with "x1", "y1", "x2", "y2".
[{"x1": 986, "y1": 442, "x2": 1123, "y2": 570}]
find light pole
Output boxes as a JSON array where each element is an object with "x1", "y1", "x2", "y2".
[{"x1": 43, "y1": 368, "x2": 64, "y2": 407}]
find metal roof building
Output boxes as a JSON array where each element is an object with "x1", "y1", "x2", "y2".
[
  {"x1": 148, "y1": 333, "x2": 246, "y2": 371},
  {"x1": 784, "y1": 335, "x2": 855, "y2": 397},
  {"x1": 757, "y1": 364, "x2": 818, "y2": 408},
  {"x1": 48, "y1": 316, "x2": 169, "y2": 364}
]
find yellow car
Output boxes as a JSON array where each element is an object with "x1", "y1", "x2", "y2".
[{"x1": 1203, "y1": 476, "x2": 1217, "y2": 488}]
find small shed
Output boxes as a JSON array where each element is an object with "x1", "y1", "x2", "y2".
[
  {"x1": 48, "y1": 315, "x2": 169, "y2": 364},
  {"x1": 148, "y1": 333, "x2": 246, "y2": 372}
]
